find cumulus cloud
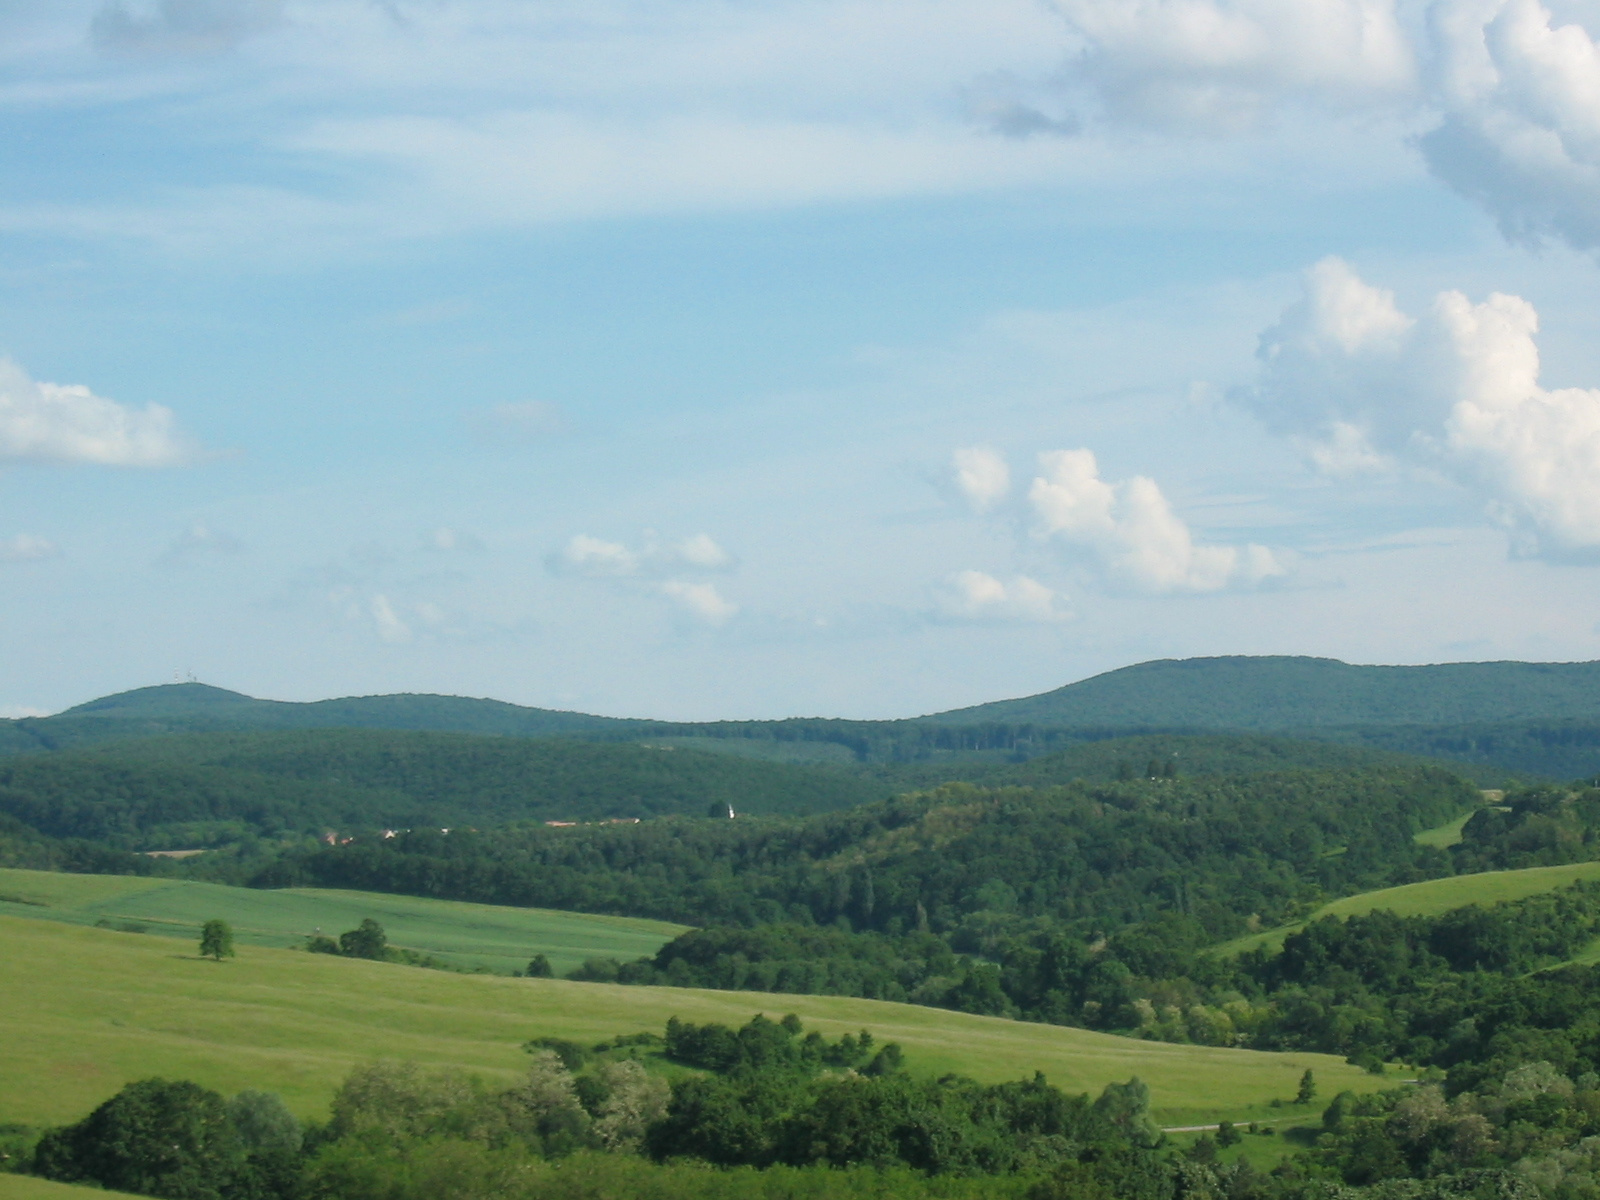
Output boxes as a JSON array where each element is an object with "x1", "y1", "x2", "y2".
[
  {"x1": 1240, "y1": 256, "x2": 1422, "y2": 466},
  {"x1": 0, "y1": 534, "x2": 59, "y2": 563},
  {"x1": 937, "y1": 569, "x2": 1071, "y2": 623},
  {"x1": 952, "y1": 445, "x2": 1012, "y2": 512},
  {"x1": 1029, "y1": 448, "x2": 1283, "y2": 591},
  {"x1": 551, "y1": 532, "x2": 734, "y2": 577},
  {"x1": 0, "y1": 358, "x2": 195, "y2": 467},
  {"x1": 1420, "y1": 0, "x2": 1600, "y2": 251},
  {"x1": 1245, "y1": 257, "x2": 1600, "y2": 558},
  {"x1": 662, "y1": 580, "x2": 739, "y2": 625}
]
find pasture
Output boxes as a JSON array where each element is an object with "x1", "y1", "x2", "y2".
[
  {"x1": 1215, "y1": 860, "x2": 1600, "y2": 957},
  {"x1": 0, "y1": 867, "x2": 685, "y2": 976},
  {"x1": 0, "y1": 1179, "x2": 140, "y2": 1200},
  {"x1": 0, "y1": 914, "x2": 1389, "y2": 1132}
]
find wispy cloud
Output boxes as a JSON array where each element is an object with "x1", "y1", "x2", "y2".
[
  {"x1": 0, "y1": 534, "x2": 59, "y2": 563},
  {"x1": 551, "y1": 531, "x2": 735, "y2": 578},
  {"x1": 662, "y1": 580, "x2": 739, "y2": 626}
]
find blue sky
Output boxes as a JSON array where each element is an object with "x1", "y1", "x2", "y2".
[{"x1": 5, "y1": 0, "x2": 1600, "y2": 719}]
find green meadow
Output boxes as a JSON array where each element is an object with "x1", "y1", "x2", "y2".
[
  {"x1": 1215, "y1": 860, "x2": 1600, "y2": 957},
  {"x1": 0, "y1": 867, "x2": 685, "y2": 976},
  {"x1": 0, "y1": 1178, "x2": 140, "y2": 1200},
  {"x1": 1, "y1": 914, "x2": 1388, "y2": 1133}
]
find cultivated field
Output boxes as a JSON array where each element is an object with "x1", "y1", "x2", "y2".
[
  {"x1": 0, "y1": 868, "x2": 685, "y2": 976},
  {"x1": 0, "y1": 914, "x2": 1389, "y2": 1132},
  {"x1": 1215, "y1": 860, "x2": 1600, "y2": 957}
]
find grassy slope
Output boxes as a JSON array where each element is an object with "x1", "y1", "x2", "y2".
[
  {"x1": 0, "y1": 915, "x2": 1389, "y2": 1131},
  {"x1": 1412, "y1": 808, "x2": 1482, "y2": 848},
  {"x1": 0, "y1": 1180, "x2": 141, "y2": 1200},
  {"x1": 0, "y1": 868, "x2": 685, "y2": 976},
  {"x1": 1215, "y1": 861, "x2": 1600, "y2": 957}
]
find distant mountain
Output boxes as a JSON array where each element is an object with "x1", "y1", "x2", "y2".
[
  {"x1": 923, "y1": 656, "x2": 1600, "y2": 730},
  {"x1": 10, "y1": 656, "x2": 1600, "y2": 782},
  {"x1": 1, "y1": 683, "x2": 635, "y2": 753}
]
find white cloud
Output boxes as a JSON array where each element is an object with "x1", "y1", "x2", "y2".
[
  {"x1": 0, "y1": 357, "x2": 195, "y2": 467},
  {"x1": 556, "y1": 534, "x2": 640, "y2": 577},
  {"x1": 952, "y1": 445, "x2": 1011, "y2": 511},
  {"x1": 1245, "y1": 257, "x2": 1600, "y2": 557},
  {"x1": 0, "y1": 534, "x2": 59, "y2": 563},
  {"x1": 1241, "y1": 256, "x2": 1423, "y2": 461},
  {"x1": 1028, "y1": 448, "x2": 1283, "y2": 591},
  {"x1": 662, "y1": 579, "x2": 739, "y2": 625},
  {"x1": 1421, "y1": 0, "x2": 1600, "y2": 252},
  {"x1": 674, "y1": 532, "x2": 733, "y2": 569},
  {"x1": 1053, "y1": 0, "x2": 1417, "y2": 132},
  {"x1": 369, "y1": 593, "x2": 413, "y2": 644},
  {"x1": 937, "y1": 569, "x2": 1070, "y2": 622},
  {"x1": 552, "y1": 531, "x2": 733, "y2": 577}
]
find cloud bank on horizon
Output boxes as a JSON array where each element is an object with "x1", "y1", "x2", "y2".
[{"x1": 7, "y1": 0, "x2": 1600, "y2": 719}]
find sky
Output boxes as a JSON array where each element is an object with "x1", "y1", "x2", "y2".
[{"x1": 5, "y1": 0, "x2": 1600, "y2": 721}]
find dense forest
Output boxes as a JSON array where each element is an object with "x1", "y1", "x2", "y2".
[
  {"x1": 256, "y1": 767, "x2": 1475, "y2": 934},
  {"x1": 0, "y1": 730, "x2": 890, "y2": 850}
]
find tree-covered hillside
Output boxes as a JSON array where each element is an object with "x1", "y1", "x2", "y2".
[
  {"x1": 0, "y1": 730, "x2": 887, "y2": 850},
  {"x1": 925, "y1": 655, "x2": 1600, "y2": 730},
  {"x1": 263, "y1": 765, "x2": 1476, "y2": 936},
  {"x1": 12, "y1": 657, "x2": 1600, "y2": 780},
  {"x1": 0, "y1": 683, "x2": 634, "y2": 754}
]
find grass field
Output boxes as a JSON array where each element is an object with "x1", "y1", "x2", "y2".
[
  {"x1": 0, "y1": 1179, "x2": 143, "y2": 1200},
  {"x1": 1, "y1": 914, "x2": 1391, "y2": 1133},
  {"x1": 1413, "y1": 810, "x2": 1478, "y2": 849},
  {"x1": 0, "y1": 868, "x2": 686, "y2": 976},
  {"x1": 0, "y1": 1178, "x2": 142, "y2": 1200},
  {"x1": 1215, "y1": 860, "x2": 1600, "y2": 957}
]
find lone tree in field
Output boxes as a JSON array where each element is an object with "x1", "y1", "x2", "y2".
[
  {"x1": 199, "y1": 919, "x2": 235, "y2": 961},
  {"x1": 526, "y1": 954, "x2": 553, "y2": 978},
  {"x1": 339, "y1": 918, "x2": 387, "y2": 960},
  {"x1": 1296, "y1": 1069, "x2": 1317, "y2": 1105}
]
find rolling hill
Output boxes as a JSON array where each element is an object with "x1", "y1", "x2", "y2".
[
  {"x1": 11, "y1": 655, "x2": 1600, "y2": 780},
  {"x1": 1212, "y1": 860, "x2": 1600, "y2": 958},
  {"x1": 0, "y1": 867, "x2": 686, "y2": 976},
  {"x1": 0, "y1": 729, "x2": 887, "y2": 850},
  {"x1": 925, "y1": 655, "x2": 1600, "y2": 729},
  {"x1": 0, "y1": 913, "x2": 1390, "y2": 1131}
]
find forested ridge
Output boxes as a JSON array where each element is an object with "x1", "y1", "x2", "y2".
[
  {"x1": 0, "y1": 729, "x2": 887, "y2": 851},
  {"x1": 258, "y1": 766, "x2": 1474, "y2": 933},
  {"x1": 15, "y1": 658, "x2": 1600, "y2": 778}
]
